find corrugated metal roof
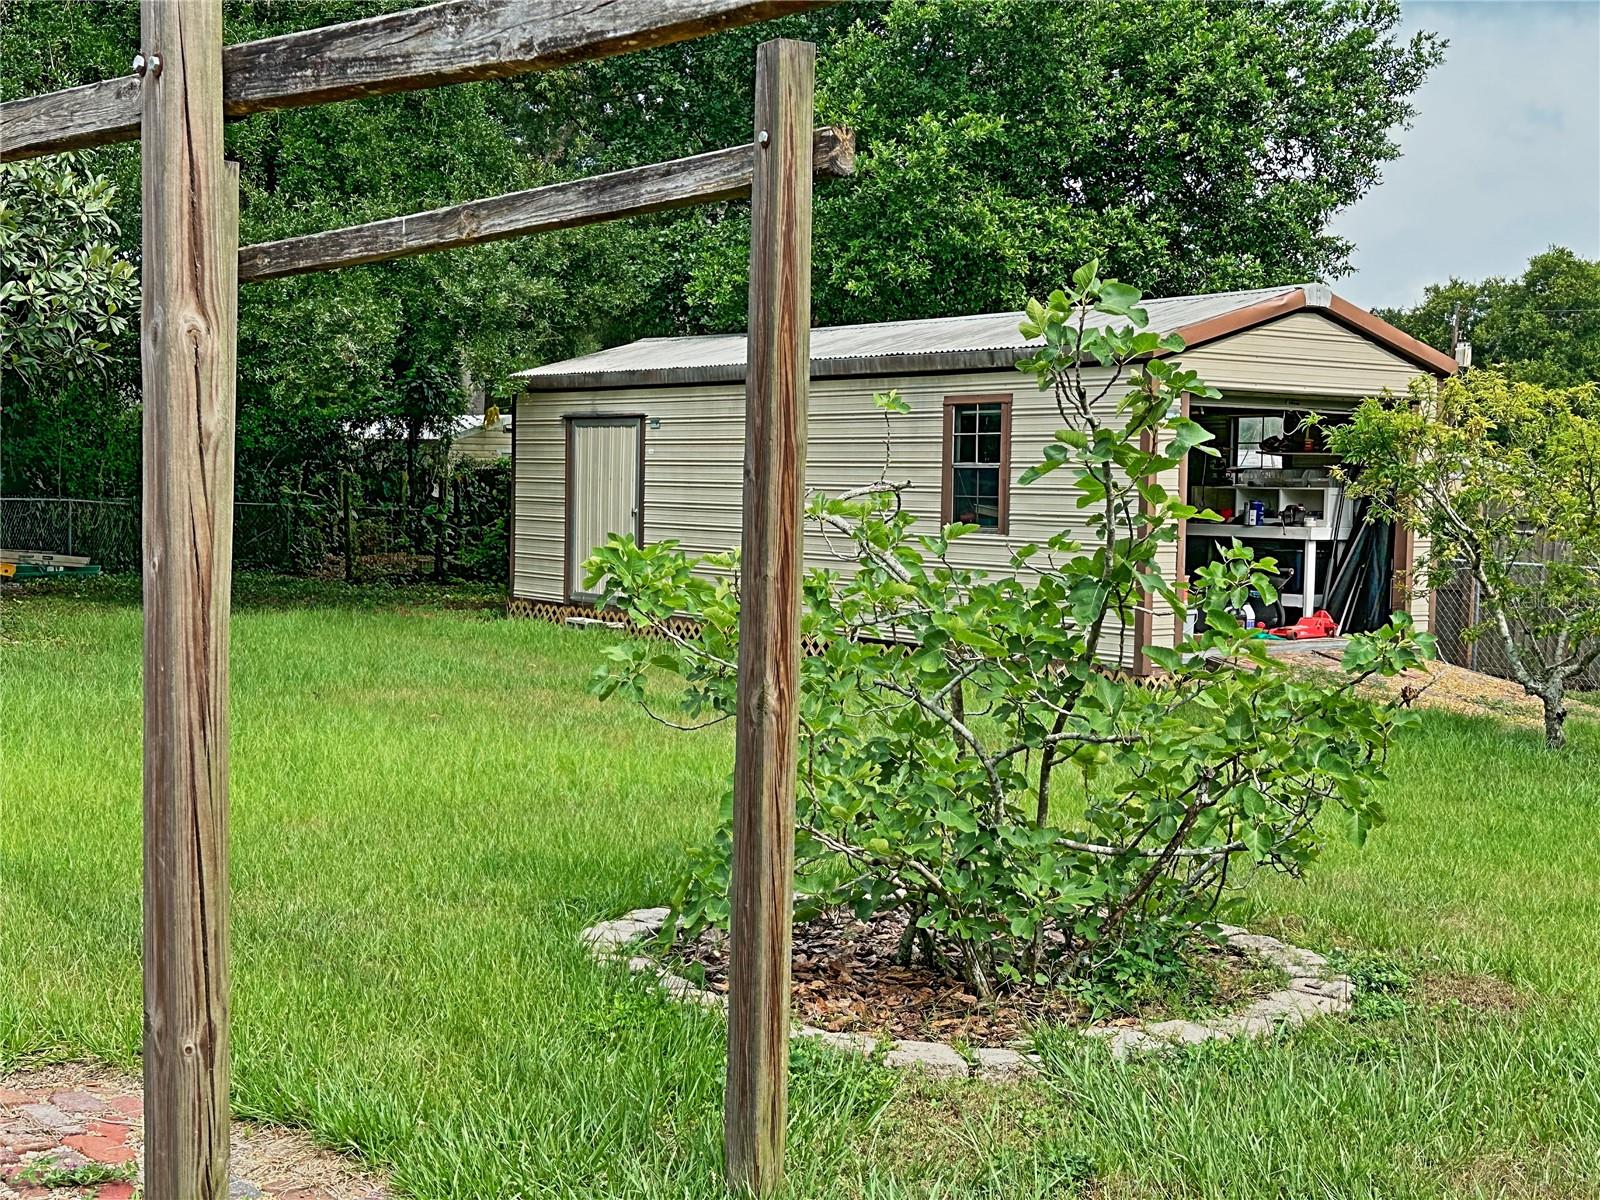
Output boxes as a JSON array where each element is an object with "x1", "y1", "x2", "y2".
[{"x1": 514, "y1": 285, "x2": 1308, "y2": 390}]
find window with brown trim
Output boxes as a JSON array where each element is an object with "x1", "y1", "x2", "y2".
[{"x1": 942, "y1": 395, "x2": 1012, "y2": 533}]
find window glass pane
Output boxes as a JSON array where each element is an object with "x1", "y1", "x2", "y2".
[
  {"x1": 952, "y1": 404, "x2": 1003, "y2": 445},
  {"x1": 1234, "y1": 414, "x2": 1285, "y2": 469},
  {"x1": 952, "y1": 466, "x2": 1000, "y2": 527},
  {"x1": 948, "y1": 401, "x2": 1006, "y2": 529},
  {"x1": 951, "y1": 404, "x2": 1004, "y2": 465}
]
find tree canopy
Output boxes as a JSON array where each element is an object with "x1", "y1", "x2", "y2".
[
  {"x1": 0, "y1": 0, "x2": 625, "y2": 501},
  {"x1": 0, "y1": 0, "x2": 1442, "y2": 503},
  {"x1": 536, "y1": 0, "x2": 1443, "y2": 331},
  {"x1": 1377, "y1": 247, "x2": 1600, "y2": 389}
]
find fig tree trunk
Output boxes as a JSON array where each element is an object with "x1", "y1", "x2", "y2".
[{"x1": 1541, "y1": 687, "x2": 1568, "y2": 750}]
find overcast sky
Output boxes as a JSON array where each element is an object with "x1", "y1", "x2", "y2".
[{"x1": 1330, "y1": 0, "x2": 1600, "y2": 310}]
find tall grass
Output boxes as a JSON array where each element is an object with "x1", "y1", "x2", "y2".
[{"x1": 3, "y1": 578, "x2": 1597, "y2": 1198}]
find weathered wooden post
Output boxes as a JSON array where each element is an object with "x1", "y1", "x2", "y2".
[
  {"x1": 725, "y1": 36, "x2": 813, "y2": 1198},
  {"x1": 139, "y1": 0, "x2": 235, "y2": 1195},
  {"x1": 342, "y1": 470, "x2": 357, "y2": 582},
  {"x1": 432, "y1": 467, "x2": 449, "y2": 581}
]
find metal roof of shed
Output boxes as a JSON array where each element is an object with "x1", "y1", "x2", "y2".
[{"x1": 514, "y1": 283, "x2": 1456, "y2": 391}]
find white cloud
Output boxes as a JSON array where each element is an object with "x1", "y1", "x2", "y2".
[{"x1": 1331, "y1": 0, "x2": 1600, "y2": 309}]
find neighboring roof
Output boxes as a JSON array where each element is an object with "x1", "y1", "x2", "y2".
[
  {"x1": 352, "y1": 412, "x2": 512, "y2": 441},
  {"x1": 514, "y1": 284, "x2": 1456, "y2": 392},
  {"x1": 449, "y1": 412, "x2": 511, "y2": 437}
]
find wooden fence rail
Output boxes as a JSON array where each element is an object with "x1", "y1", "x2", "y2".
[
  {"x1": 0, "y1": 0, "x2": 826, "y2": 161},
  {"x1": 239, "y1": 128, "x2": 853, "y2": 281}
]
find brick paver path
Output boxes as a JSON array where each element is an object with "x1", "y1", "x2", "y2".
[{"x1": 1, "y1": 1067, "x2": 388, "y2": 1200}]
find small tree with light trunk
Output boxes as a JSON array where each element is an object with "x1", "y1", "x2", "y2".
[{"x1": 1330, "y1": 370, "x2": 1600, "y2": 749}]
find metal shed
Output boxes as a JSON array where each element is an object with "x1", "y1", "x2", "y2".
[{"x1": 508, "y1": 284, "x2": 1456, "y2": 669}]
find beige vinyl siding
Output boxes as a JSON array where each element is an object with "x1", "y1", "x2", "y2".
[
  {"x1": 449, "y1": 419, "x2": 511, "y2": 462},
  {"x1": 1408, "y1": 532, "x2": 1433, "y2": 632},
  {"x1": 514, "y1": 367, "x2": 1179, "y2": 666},
  {"x1": 1180, "y1": 311, "x2": 1432, "y2": 398},
  {"x1": 513, "y1": 315, "x2": 1447, "y2": 663}
]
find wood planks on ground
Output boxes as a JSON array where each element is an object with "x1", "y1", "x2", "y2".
[
  {"x1": 725, "y1": 36, "x2": 814, "y2": 1200},
  {"x1": 0, "y1": 550, "x2": 93, "y2": 566},
  {"x1": 238, "y1": 128, "x2": 853, "y2": 282},
  {"x1": 139, "y1": 1, "x2": 237, "y2": 1196},
  {"x1": 0, "y1": 0, "x2": 831, "y2": 162}
]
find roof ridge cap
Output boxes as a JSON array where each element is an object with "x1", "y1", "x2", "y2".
[{"x1": 1300, "y1": 283, "x2": 1333, "y2": 308}]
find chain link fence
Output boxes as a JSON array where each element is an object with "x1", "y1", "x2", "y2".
[
  {"x1": 0, "y1": 496, "x2": 142, "y2": 571},
  {"x1": 1430, "y1": 558, "x2": 1599, "y2": 690},
  {"x1": 2, "y1": 468, "x2": 508, "y2": 583}
]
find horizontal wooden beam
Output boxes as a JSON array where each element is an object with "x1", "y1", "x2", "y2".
[
  {"x1": 0, "y1": 76, "x2": 145, "y2": 160},
  {"x1": 0, "y1": 0, "x2": 829, "y2": 162},
  {"x1": 238, "y1": 127, "x2": 853, "y2": 282}
]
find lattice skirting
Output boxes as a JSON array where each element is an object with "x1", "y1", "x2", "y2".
[
  {"x1": 509, "y1": 597, "x2": 1157, "y2": 673},
  {"x1": 506, "y1": 595, "x2": 834, "y2": 655},
  {"x1": 506, "y1": 596, "x2": 703, "y2": 641}
]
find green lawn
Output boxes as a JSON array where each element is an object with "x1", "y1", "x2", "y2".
[{"x1": 3, "y1": 577, "x2": 1598, "y2": 1199}]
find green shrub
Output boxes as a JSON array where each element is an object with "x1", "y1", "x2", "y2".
[{"x1": 589, "y1": 265, "x2": 1433, "y2": 999}]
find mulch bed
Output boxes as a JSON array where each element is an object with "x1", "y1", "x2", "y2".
[{"x1": 673, "y1": 908, "x2": 1273, "y2": 1046}]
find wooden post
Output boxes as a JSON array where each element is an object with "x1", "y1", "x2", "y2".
[
  {"x1": 341, "y1": 471, "x2": 357, "y2": 582},
  {"x1": 448, "y1": 473, "x2": 463, "y2": 578},
  {"x1": 725, "y1": 37, "x2": 813, "y2": 1198},
  {"x1": 432, "y1": 468, "x2": 449, "y2": 581},
  {"x1": 398, "y1": 468, "x2": 411, "y2": 548},
  {"x1": 140, "y1": 1, "x2": 235, "y2": 1196},
  {"x1": 280, "y1": 488, "x2": 294, "y2": 567}
]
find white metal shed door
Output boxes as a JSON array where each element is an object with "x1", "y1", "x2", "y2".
[{"x1": 566, "y1": 416, "x2": 642, "y2": 601}]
